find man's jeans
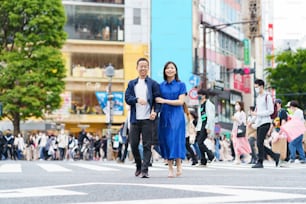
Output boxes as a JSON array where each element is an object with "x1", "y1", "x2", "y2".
[{"x1": 289, "y1": 134, "x2": 305, "y2": 161}]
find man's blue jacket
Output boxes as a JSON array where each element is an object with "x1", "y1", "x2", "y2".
[{"x1": 125, "y1": 76, "x2": 161, "y2": 124}]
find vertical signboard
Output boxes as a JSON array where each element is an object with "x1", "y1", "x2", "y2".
[
  {"x1": 243, "y1": 39, "x2": 250, "y2": 66},
  {"x1": 268, "y1": 24, "x2": 273, "y2": 41}
]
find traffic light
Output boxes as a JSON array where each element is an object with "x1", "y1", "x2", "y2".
[
  {"x1": 233, "y1": 68, "x2": 255, "y2": 75},
  {"x1": 233, "y1": 68, "x2": 245, "y2": 75}
]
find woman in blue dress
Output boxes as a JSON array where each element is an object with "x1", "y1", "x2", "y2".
[{"x1": 156, "y1": 61, "x2": 187, "y2": 178}]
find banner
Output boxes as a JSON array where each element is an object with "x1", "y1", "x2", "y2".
[
  {"x1": 52, "y1": 91, "x2": 71, "y2": 118},
  {"x1": 95, "y1": 92, "x2": 124, "y2": 116}
]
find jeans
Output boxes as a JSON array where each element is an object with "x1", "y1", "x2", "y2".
[
  {"x1": 58, "y1": 147, "x2": 65, "y2": 160},
  {"x1": 214, "y1": 138, "x2": 221, "y2": 161},
  {"x1": 289, "y1": 134, "x2": 305, "y2": 160},
  {"x1": 248, "y1": 137, "x2": 257, "y2": 162}
]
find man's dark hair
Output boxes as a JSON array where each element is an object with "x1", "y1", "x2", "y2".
[
  {"x1": 249, "y1": 106, "x2": 255, "y2": 112},
  {"x1": 254, "y1": 79, "x2": 265, "y2": 87},
  {"x1": 290, "y1": 100, "x2": 299, "y2": 108},
  {"x1": 197, "y1": 89, "x2": 209, "y2": 98},
  {"x1": 136, "y1": 57, "x2": 149, "y2": 66}
]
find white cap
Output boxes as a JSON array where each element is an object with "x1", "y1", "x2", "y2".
[{"x1": 285, "y1": 101, "x2": 291, "y2": 107}]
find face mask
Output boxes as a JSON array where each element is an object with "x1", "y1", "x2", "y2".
[
  {"x1": 235, "y1": 105, "x2": 240, "y2": 111},
  {"x1": 198, "y1": 95, "x2": 202, "y2": 101},
  {"x1": 255, "y1": 87, "x2": 260, "y2": 93}
]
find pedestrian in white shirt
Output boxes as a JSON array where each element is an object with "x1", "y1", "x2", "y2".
[{"x1": 251, "y1": 79, "x2": 280, "y2": 168}]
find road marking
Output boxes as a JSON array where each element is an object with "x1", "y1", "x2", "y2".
[
  {"x1": 69, "y1": 183, "x2": 306, "y2": 204},
  {"x1": 1, "y1": 182, "x2": 306, "y2": 203},
  {"x1": 0, "y1": 187, "x2": 86, "y2": 198},
  {"x1": 152, "y1": 162, "x2": 209, "y2": 171},
  {"x1": 70, "y1": 163, "x2": 120, "y2": 171},
  {"x1": 0, "y1": 161, "x2": 305, "y2": 174},
  {"x1": 103, "y1": 162, "x2": 166, "y2": 171},
  {"x1": 0, "y1": 164, "x2": 21, "y2": 173},
  {"x1": 37, "y1": 164, "x2": 72, "y2": 172}
]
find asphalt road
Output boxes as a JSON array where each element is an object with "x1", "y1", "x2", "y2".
[{"x1": 1, "y1": 159, "x2": 306, "y2": 204}]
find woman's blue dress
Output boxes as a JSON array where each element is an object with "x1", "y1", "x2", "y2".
[{"x1": 158, "y1": 80, "x2": 186, "y2": 160}]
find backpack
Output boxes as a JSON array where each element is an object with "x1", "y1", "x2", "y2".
[{"x1": 265, "y1": 94, "x2": 277, "y2": 119}]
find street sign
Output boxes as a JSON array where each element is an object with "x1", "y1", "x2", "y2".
[
  {"x1": 188, "y1": 88, "x2": 198, "y2": 100},
  {"x1": 189, "y1": 75, "x2": 200, "y2": 87}
]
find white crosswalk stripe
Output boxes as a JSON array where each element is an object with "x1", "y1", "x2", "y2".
[
  {"x1": 37, "y1": 164, "x2": 72, "y2": 172},
  {"x1": 0, "y1": 161, "x2": 305, "y2": 173},
  {"x1": 69, "y1": 163, "x2": 120, "y2": 171},
  {"x1": 0, "y1": 164, "x2": 22, "y2": 173}
]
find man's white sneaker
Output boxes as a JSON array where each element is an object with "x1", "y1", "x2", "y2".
[{"x1": 195, "y1": 163, "x2": 207, "y2": 167}]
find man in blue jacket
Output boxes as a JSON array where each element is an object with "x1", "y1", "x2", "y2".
[{"x1": 125, "y1": 57, "x2": 161, "y2": 178}]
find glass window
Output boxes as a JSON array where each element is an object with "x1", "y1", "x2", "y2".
[
  {"x1": 71, "y1": 91, "x2": 100, "y2": 115},
  {"x1": 70, "y1": 53, "x2": 123, "y2": 78},
  {"x1": 64, "y1": 4, "x2": 124, "y2": 41},
  {"x1": 133, "y1": 8, "x2": 141, "y2": 25}
]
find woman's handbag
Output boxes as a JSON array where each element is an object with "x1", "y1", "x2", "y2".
[{"x1": 237, "y1": 124, "x2": 246, "y2": 137}]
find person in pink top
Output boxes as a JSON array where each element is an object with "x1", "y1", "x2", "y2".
[{"x1": 231, "y1": 101, "x2": 251, "y2": 164}]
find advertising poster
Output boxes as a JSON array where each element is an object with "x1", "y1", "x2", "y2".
[{"x1": 95, "y1": 91, "x2": 124, "y2": 116}]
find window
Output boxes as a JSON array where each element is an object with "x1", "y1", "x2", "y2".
[
  {"x1": 64, "y1": 4, "x2": 124, "y2": 41},
  {"x1": 70, "y1": 53, "x2": 123, "y2": 78},
  {"x1": 133, "y1": 8, "x2": 141, "y2": 25}
]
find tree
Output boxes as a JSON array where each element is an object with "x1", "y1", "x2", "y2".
[
  {"x1": 266, "y1": 49, "x2": 306, "y2": 110},
  {"x1": 0, "y1": 0, "x2": 67, "y2": 135}
]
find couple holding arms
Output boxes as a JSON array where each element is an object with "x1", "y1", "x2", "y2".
[{"x1": 125, "y1": 58, "x2": 191, "y2": 178}]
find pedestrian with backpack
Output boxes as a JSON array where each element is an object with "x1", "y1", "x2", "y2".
[{"x1": 251, "y1": 79, "x2": 280, "y2": 168}]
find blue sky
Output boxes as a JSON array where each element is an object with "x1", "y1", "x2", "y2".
[{"x1": 273, "y1": 0, "x2": 306, "y2": 40}]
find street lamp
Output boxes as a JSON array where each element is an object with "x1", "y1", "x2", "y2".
[{"x1": 105, "y1": 63, "x2": 115, "y2": 159}]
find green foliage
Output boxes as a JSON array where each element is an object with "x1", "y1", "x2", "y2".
[
  {"x1": 0, "y1": 0, "x2": 67, "y2": 133},
  {"x1": 266, "y1": 49, "x2": 306, "y2": 109}
]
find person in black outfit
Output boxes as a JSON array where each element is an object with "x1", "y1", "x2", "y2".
[
  {"x1": 195, "y1": 90, "x2": 215, "y2": 167},
  {"x1": 3, "y1": 129, "x2": 14, "y2": 160},
  {"x1": 78, "y1": 128, "x2": 89, "y2": 160},
  {"x1": 0, "y1": 131, "x2": 4, "y2": 160}
]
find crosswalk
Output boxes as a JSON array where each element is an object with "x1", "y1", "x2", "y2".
[{"x1": 0, "y1": 160, "x2": 306, "y2": 173}]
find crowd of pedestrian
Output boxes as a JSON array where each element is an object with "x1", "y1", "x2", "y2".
[
  {"x1": 0, "y1": 58, "x2": 305, "y2": 180},
  {"x1": 0, "y1": 128, "x2": 109, "y2": 162}
]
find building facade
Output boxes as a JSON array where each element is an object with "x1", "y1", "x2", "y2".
[
  {"x1": 55, "y1": 0, "x2": 150, "y2": 134},
  {"x1": 51, "y1": 0, "x2": 267, "y2": 134}
]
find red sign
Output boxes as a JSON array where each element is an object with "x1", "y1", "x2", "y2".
[
  {"x1": 268, "y1": 24, "x2": 273, "y2": 41},
  {"x1": 188, "y1": 88, "x2": 198, "y2": 100},
  {"x1": 233, "y1": 74, "x2": 251, "y2": 94}
]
